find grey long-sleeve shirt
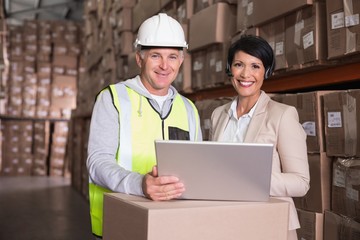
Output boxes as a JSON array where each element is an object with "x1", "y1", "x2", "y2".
[{"x1": 87, "y1": 76, "x2": 202, "y2": 196}]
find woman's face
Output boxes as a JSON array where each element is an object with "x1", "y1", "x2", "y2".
[{"x1": 230, "y1": 50, "x2": 265, "y2": 99}]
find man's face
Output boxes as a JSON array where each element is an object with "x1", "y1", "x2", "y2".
[{"x1": 136, "y1": 48, "x2": 184, "y2": 96}]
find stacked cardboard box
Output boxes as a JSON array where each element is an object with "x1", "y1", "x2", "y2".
[
  {"x1": 323, "y1": 210, "x2": 360, "y2": 240},
  {"x1": 271, "y1": 91, "x2": 332, "y2": 153},
  {"x1": 50, "y1": 21, "x2": 81, "y2": 118},
  {"x1": 32, "y1": 121, "x2": 50, "y2": 176},
  {"x1": 4, "y1": 20, "x2": 81, "y2": 119},
  {"x1": 237, "y1": 0, "x2": 330, "y2": 73},
  {"x1": 284, "y1": 1, "x2": 328, "y2": 70},
  {"x1": 69, "y1": 118, "x2": 84, "y2": 192},
  {"x1": 331, "y1": 158, "x2": 360, "y2": 223},
  {"x1": 49, "y1": 121, "x2": 70, "y2": 177},
  {"x1": 81, "y1": 118, "x2": 91, "y2": 200},
  {"x1": 0, "y1": 119, "x2": 71, "y2": 177},
  {"x1": 259, "y1": 18, "x2": 287, "y2": 71},
  {"x1": 189, "y1": 2, "x2": 236, "y2": 90},
  {"x1": 0, "y1": 120, "x2": 2, "y2": 171},
  {"x1": 0, "y1": 0, "x2": 5, "y2": 110},
  {"x1": 323, "y1": 90, "x2": 360, "y2": 157},
  {"x1": 78, "y1": 0, "x2": 359, "y2": 103},
  {"x1": 271, "y1": 92, "x2": 330, "y2": 240},
  {"x1": 317, "y1": 90, "x2": 360, "y2": 235},
  {"x1": 296, "y1": 209, "x2": 324, "y2": 240},
  {"x1": 67, "y1": 116, "x2": 91, "y2": 200},
  {"x1": 326, "y1": 0, "x2": 360, "y2": 59},
  {"x1": 237, "y1": 0, "x2": 313, "y2": 29},
  {"x1": 7, "y1": 26, "x2": 24, "y2": 116},
  {"x1": 81, "y1": 0, "x2": 137, "y2": 117},
  {"x1": 0, "y1": 18, "x2": 84, "y2": 176},
  {"x1": 271, "y1": 90, "x2": 360, "y2": 238},
  {"x1": 0, "y1": 120, "x2": 33, "y2": 176}
]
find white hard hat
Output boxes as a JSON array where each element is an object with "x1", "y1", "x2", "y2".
[{"x1": 134, "y1": 13, "x2": 188, "y2": 49}]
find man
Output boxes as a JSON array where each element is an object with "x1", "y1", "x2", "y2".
[{"x1": 87, "y1": 13, "x2": 202, "y2": 238}]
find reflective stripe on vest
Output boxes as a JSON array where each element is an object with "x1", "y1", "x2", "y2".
[{"x1": 89, "y1": 84, "x2": 195, "y2": 236}]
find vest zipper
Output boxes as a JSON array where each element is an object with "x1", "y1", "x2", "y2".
[{"x1": 162, "y1": 120, "x2": 165, "y2": 139}]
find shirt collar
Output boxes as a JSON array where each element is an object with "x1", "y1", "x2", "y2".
[{"x1": 228, "y1": 97, "x2": 259, "y2": 119}]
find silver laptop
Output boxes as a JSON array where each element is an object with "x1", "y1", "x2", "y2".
[{"x1": 155, "y1": 140, "x2": 274, "y2": 202}]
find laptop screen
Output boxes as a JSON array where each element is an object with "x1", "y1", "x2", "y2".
[{"x1": 155, "y1": 140, "x2": 274, "y2": 201}]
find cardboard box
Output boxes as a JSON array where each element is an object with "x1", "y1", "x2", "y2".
[
  {"x1": 205, "y1": 43, "x2": 230, "y2": 88},
  {"x1": 285, "y1": 2, "x2": 327, "y2": 69},
  {"x1": 118, "y1": 31, "x2": 134, "y2": 56},
  {"x1": 37, "y1": 62, "x2": 52, "y2": 75},
  {"x1": 176, "y1": 0, "x2": 194, "y2": 24},
  {"x1": 259, "y1": 17, "x2": 288, "y2": 71},
  {"x1": 231, "y1": 27, "x2": 260, "y2": 44},
  {"x1": 324, "y1": 210, "x2": 360, "y2": 240},
  {"x1": 172, "y1": 47, "x2": 192, "y2": 93},
  {"x1": 53, "y1": 55, "x2": 78, "y2": 69},
  {"x1": 113, "y1": 0, "x2": 136, "y2": 11},
  {"x1": 103, "y1": 193, "x2": 290, "y2": 240},
  {"x1": 331, "y1": 157, "x2": 360, "y2": 221},
  {"x1": 36, "y1": 73, "x2": 52, "y2": 118},
  {"x1": 237, "y1": 0, "x2": 313, "y2": 30},
  {"x1": 193, "y1": 0, "x2": 212, "y2": 14},
  {"x1": 0, "y1": 120, "x2": 34, "y2": 176},
  {"x1": 297, "y1": 91, "x2": 329, "y2": 153},
  {"x1": 161, "y1": 0, "x2": 177, "y2": 19},
  {"x1": 117, "y1": 7, "x2": 133, "y2": 32},
  {"x1": 296, "y1": 209, "x2": 323, "y2": 240},
  {"x1": 33, "y1": 121, "x2": 50, "y2": 158},
  {"x1": 69, "y1": 118, "x2": 85, "y2": 192},
  {"x1": 326, "y1": 0, "x2": 360, "y2": 59},
  {"x1": 124, "y1": 52, "x2": 140, "y2": 79},
  {"x1": 188, "y1": 2, "x2": 236, "y2": 52},
  {"x1": 191, "y1": 49, "x2": 207, "y2": 90},
  {"x1": 132, "y1": 0, "x2": 162, "y2": 32},
  {"x1": 323, "y1": 90, "x2": 360, "y2": 157},
  {"x1": 170, "y1": 23, "x2": 192, "y2": 93},
  {"x1": 51, "y1": 75, "x2": 77, "y2": 109},
  {"x1": 345, "y1": 159, "x2": 360, "y2": 222},
  {"x1": 294, "y1": 152, "x2": 332, "y2": 213},
  {"x1": 271, "y1": 91, "x2": 332, "y2": 153}
]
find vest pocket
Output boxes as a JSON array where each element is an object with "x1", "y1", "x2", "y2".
[{"x1": 168, "y1": 126, "x2": 190, "y2": 140}]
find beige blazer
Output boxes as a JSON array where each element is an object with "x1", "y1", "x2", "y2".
[{"x1": 210, "y1": 91, "x2": 310, "y2": 230}]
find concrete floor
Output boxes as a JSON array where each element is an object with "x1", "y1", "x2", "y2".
[{"x1": 0, "y1": 176, "x2": 94, "y2": 240}]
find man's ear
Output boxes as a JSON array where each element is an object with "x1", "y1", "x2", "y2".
[
  {"x1": 180, "y1": 54, "x2": 184, "y2": 65},
  {"x1": 179, "y1": 51, "x2": 185, "y2": 66},
  {"x1": 135, "y1": 51, "x2": 142, "y2": 68}
]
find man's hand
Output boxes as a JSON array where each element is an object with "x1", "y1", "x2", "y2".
[{"x1": 142, "y1": 166, "x2": 185, "y2": 201}]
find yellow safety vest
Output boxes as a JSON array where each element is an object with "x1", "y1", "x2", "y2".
[{"x1": 89, "y1": 84, "x2": 199, "y2": 237}]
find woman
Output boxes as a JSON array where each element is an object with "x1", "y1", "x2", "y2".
[{"x1": 209, "y1": 35, "x2": 310, "y2": 240}]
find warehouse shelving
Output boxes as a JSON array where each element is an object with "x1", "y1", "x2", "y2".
[{"x1": 184, "y1": 60, "x2": 360, "y2": 101}]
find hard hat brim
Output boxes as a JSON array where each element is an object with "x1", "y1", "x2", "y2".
[{"x1": 139, "y1": 45, "x2": 187, "y2": 50}]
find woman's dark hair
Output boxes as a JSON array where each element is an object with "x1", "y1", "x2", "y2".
[{"x1": 226, "y1": 35, "x2": 275, "y2": 79}]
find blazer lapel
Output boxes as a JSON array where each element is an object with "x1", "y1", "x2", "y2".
[{"x1": 244, "y1": 92, "x2": 269, "y2": 142}]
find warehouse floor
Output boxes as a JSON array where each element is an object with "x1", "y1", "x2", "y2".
[{"x1": 0, "y1": 176, "x2": 93, "y2": 240}]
